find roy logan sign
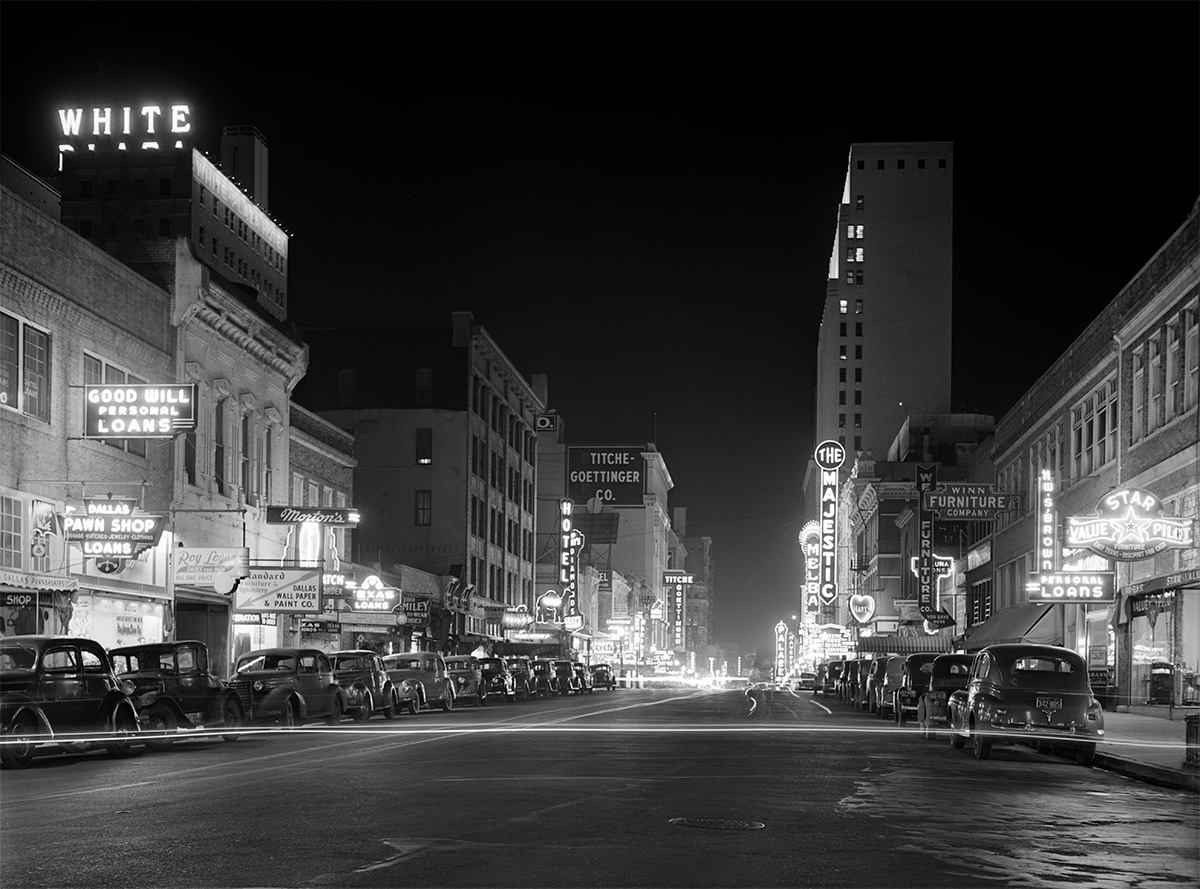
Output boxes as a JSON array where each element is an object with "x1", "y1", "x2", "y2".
[
  {"x1": 1067, "y1": 487, "x2": 1195, "y2": 562},
  {"x1": 84, "y1": 385, "x2": 197, "y2": 439}
]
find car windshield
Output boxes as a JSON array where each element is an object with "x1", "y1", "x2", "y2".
[
  {"x1": 386, "y1": 658, "x2": 423, "y2": 670},
  {"x1": 236, "y1": 654, "x2": 295, "y2": 674},
  {"x1": 506, "y1": 660, "x2": 527, "y2": 670},
  {"x1": 479, "y1": 659, "x2": 505, "y2": 671},
  {"x1": 0, "y1": 644, "x2": 38, "y2": 670},
  {"x1": 332, "y1": 656, "x2": 365, "y2": 671}
]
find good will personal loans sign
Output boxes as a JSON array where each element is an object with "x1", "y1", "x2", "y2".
[{"x1": 84, "y1": 385, "x2": 197, "y2": 438}]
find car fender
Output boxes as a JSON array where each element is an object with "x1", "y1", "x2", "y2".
[
  {"x1": 1, "y1": 697, "x2": 54, "y2": 738},
  {"x1": 258, "y1": 686, "x2": 302, "y2": 718},
  {"x1": 133, "y1": 693, "x2": 191, "y2": 727},
  {"x1": 331, "y1": 685, "x2": 349, "y2": 711},
  {"x1": 103, "y1": 696, "x2": 140, "y2": 731}
]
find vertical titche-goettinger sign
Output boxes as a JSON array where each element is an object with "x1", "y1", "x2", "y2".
[
  {"x1": 84, "y1": 384, "x2": 197, "y2": 438},
  {"x1": 663, "y1": 570, "x2": 694, "y2": 650},
  {"x1": 813, "y1": 440, "x2": 846, "y2": 605}
]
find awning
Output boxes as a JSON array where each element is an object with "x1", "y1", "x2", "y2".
[
  {"x1": 857, "y1": 634, "x2": 951, "y2": 655},
  {"x1": 964, "y1": 603, "x2": 1060, "y2": 652}
]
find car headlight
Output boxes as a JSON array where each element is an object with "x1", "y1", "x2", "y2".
[{"x1": 253, "y1": 680, "x2": 265, "y2": 692}]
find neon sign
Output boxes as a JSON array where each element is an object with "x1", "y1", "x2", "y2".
[
  {"x1": 1067, "y1": 487, "x2": 1195, "y2": 562},
  {"x1": 799, "y1": 521, "x2": 821, "y2": 614},
  {"x1": 813, "y1": 440, "x2": 846, "y2": 605},
  {"x1": 84, "y1": 384, "x2": 197, "y2": 438},
  {"x1": 559, "y1": 500, "x2": 584, "y2": 629},
  {"x1": 57, "y1": 103, "x2": 191, "y2": 156}
]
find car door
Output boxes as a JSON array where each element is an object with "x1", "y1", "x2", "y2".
[
  {"x1": 35, "y1": 643, "x2": 87, "y2": 729},
  {"x1": 296, "y1": 652, "x2": 326, "y2": 714}
]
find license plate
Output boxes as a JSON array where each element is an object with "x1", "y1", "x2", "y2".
[{"x1": 1036, "y1": 696, "x2": 1062, "y2": 710}]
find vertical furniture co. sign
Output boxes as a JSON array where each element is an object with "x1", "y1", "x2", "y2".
[{"x1": 813, "y1": 440, "x2": 846, "y2": 606}]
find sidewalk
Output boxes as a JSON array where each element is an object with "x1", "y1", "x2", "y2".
[{"x1": 1090, "y1": 709, "x2": 1199, "y2": 792}]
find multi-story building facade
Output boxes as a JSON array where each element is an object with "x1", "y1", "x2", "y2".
[
  {"x1": 964, "y1": 199, "x2": 1198, "y2": 713},
  {"x1": 292, "y1": 312, "x2": 545, "y2": 653},
  {"x1": 809, "y1": 142, "x2": 954, "y2": 493}
]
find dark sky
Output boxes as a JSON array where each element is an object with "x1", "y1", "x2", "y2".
[{"x1": 2, "y1": 2, "x2": 1197, "y2": 656}]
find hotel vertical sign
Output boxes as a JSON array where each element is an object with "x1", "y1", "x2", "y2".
[{"x1": 813, "y1": 440, "x2": 846, "y2": 606}]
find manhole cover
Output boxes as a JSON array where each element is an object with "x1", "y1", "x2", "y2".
[{"x1": 669, "y1": 818, "x2": 765, "y2": 830}]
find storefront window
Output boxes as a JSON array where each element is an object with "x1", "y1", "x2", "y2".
[
  {"x1": 68, "y1": 595, "x2": 164, "y2": 649},
  {"x1": 1130, "y1": 590, "x2": 1179, "y2": 705}
]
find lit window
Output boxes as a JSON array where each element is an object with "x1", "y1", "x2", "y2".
[
  {"x1": 846, "y1": 271, "x2": 855, "y2": 285},
  {"x1": 855, "y1": 247, "x2": 864, "y2": 262},
  {"x1": 856, "y1": 195, "x2": 863, "y2": 211},
  {"x1": 855, "y1": 299, "x2": 863, "y2": 314},
  {"x1": 416, "y1": 428, "x2": 433, "y2": 464},
  {"x1": 855, "y1": 225, "x2": 863, "y2": 238},
  {"x1": 846, "y1": 224, "x2": 855, "y2": 240},
  {"x1": 854, "y1": 414, "x2": 862, "y2": 428},
  {"x1": 839, "y1": 345, "x2": 847, "y2": 361},
  {"x1": 839, "y1": 299, "x2": 848, "y2": 314}
]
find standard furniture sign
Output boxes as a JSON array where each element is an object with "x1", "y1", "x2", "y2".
[{"x1": 234, "y1": 568, "x2": 321, "y2": 613}]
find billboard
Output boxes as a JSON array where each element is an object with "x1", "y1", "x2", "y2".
[{"x1": 566, "y1": 446, "x2": 645, "y2": 507}]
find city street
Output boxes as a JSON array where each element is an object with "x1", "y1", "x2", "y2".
[{"x1": 2, "y1": 688, "x2": 1196, "y2": 889}]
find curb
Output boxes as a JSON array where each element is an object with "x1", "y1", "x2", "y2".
[{"x1": 1094, "y1": 753, "x2": 1200, "y2": 793}]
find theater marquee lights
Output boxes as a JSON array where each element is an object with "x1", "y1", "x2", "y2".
[{"x1": 813, "y1": 440, "x2": 846, "y2": 606}]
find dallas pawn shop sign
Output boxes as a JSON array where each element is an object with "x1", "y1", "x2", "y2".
[{"x1": 84, "y1": 385, "x2": 197, "y2": 438}]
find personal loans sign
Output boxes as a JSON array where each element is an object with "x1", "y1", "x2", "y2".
[
  {"x1": 566, "y1": 446, "x2": 645, "y2": 507},
  {"x1": 84, "y1": 384, "x2": 197, "y2": 438}
]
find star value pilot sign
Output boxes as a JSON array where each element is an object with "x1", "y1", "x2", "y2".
[{"x1": 1067, "y1": 487, "x2": 1195, "y2": 562}]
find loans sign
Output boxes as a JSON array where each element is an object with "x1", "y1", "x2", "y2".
[
  {"x1": 61, "y1": 499, "x2": 165, "y2": 557},
  {"x1": 84, "y1": 385, "x2": 197, "y2": 438}
]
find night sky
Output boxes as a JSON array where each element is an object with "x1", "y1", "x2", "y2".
[{"x1": 2, "y1": 2, "x2": 1197, "y2": 656}]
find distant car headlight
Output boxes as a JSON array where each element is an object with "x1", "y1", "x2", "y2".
[{"x1": 253, "y1": 680, "x2": 265, "y2": 692}]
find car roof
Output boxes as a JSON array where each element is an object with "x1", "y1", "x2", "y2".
[
  {"x1": 111, "y1": 640, "x2": 205, "y2": 655},
  {"x1": 237, "y1": 648, "x2": 326, "y2": 659},
  {"x1": 330, "y1": 650, "x2": 379, "y2": 657}
]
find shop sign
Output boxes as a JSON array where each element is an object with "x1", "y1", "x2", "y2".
[
  {"x1": 234, "y1": 568, "x2": 321, "y2": 613},
  {"x1": 300, "y1": 620, "x2": 338, "y2": 634},
  {"x1": 566, "y1": 446, "x2": 645, "y2": 507},
  {"x1": 61, "y1": 500, "x2": 165, "y2": 557},
  {"x1": 0, "y1": 569, "x2": 78, "y2": 592},
  {"x1": 1067, "y1": 487, "x2": 1195, "y2": 562},
  {"x1": 343, "y1": 575, "x2": 400, "y2": 613},
  {"x1": 232, "y1": 612, "x2": 277, "y2": 626},
  {"x1": 559, "y1": 500, "x2": 584, "y2": 626},
  {"x1": 922, "y1": 484, "x2": 1014, "y2": 520},
  {"x1": 1124, "y1": 567, "x2": 1200, "y2": 598},
  {"x1": 399, "y1": 594, "x2": 432, "y2": 627},
  {"x1": 1024, "y1": 572, "x2": 1116, "y2": 603},
  {"x1": 502, "y1": 607, "x2": 534, "y2": 629},
  {"x1": 265, "y1": 506, "x2": 359, "y2": 526},
  {"x1": 813, "y1": 440, "x2": 846, "y2": 605},
  {"x1": 967, "y1": 541, "x2": 992, "y2": 571},
  {"x1": 174, "y1": 547, "x2": 250, "y2": 587},
  {"x1": 84, "y1": 384, "x2": 197, "y2": 438}
]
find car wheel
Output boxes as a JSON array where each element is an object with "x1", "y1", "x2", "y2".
[
  {"x1": 971, "y1": 722, "x2": 991, "y2": 760},
  {"x1": 950, "y1": 720, "x2": 965, "y2": 749},
  {"x1": 382, "y1": 692, "x2": 396, "y2": 720},
  {"x1": 406, "y1": 696, "x2": 420, "y2": 716},
  {"x1": 1075, "y1": 742, "x2": 1097, "y2": 767},
  {"x1": 441, "y1": 691, "x2": 454, "y2": 712},
  {"x1": 897, "y1": 707, "x2": 906, "y2": 727},
  {"x1": 325, "y1": 698, "x2": 344, "y2": 727},
  {"x1": 0, "y1": 714, "x2": 37, "y2": 769},
  {"x1": 143, "y1": 704, "x2": 177, "y2": 752},
  {"x1": 106, "y1": 706, "x2": 139, "y2": 758},
  {"x1": 477, "y1": 690, "x2": 487, "y2": 706},
  {"x1": 222, "y1": 697, "x2": 244, "y2": 742},
  {"x1": 280, "y1": 698, "x2": 297, "y2": 730},
  {"x1": 355, "y1": 692, "x2": 372, "y2": 722}
]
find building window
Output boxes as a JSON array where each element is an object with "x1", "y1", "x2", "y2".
[
  {"x1": 0, "y1": 496, "x2": 20, "y2": 569},
  {"x1": 854, "y1": 413, "x2": 862, "y2": 428},
  {"x1": 854, "y1": 390, "x2": 862, "y2": 405},
  {"x1": 79, "y1": 180, "x2": 93, "y2": 198},
  {"x1": 240, "y1": 413, "x2": 254, "y2": 505},
  {"x1": 855, "y1": 247, "x2": 864, "y2": 263},
  {"x1": 846, "y1": 248, "x2": 855, "y2": 263},
  {"x1": 854, "y1": 367, "x2": 862, "y2": 383},
  {"x1": 854, "y1": 270, "x2": 863, "y2": 285},
  {"x1": 839, "y1": 322, "x2": 847, "y2": 337},
  {"x1": 839, "y1": 390, "x2": 846, "y2": 405},
  {"x1": 158, "y1": 219, "x2": 171, "y2": 237},
  {"x1": 84, "y1": 354, "x2": 146, "y2": 457},
  {"x1": 855, "y1": 322, "x2": 863, "y2": 337},
  {"x1": 1166, "y1": 317, "x2": 1182, "y2": 421},
  {"x1": 416, "y1": 428, "x2": 432, "y2": 464},
  {"x1": 198, "y1": 225, "x2": 205, "y2": 246},
  {"x1": 839, "y1": 345, "x2": 847, "y2": 360},
  {"x1": 415, "y1": 368, "x2": 433, "y2": 406},
  {"x1": 855, "y1": 299, "x2": 863, "y2": 314},
  {"x1": 846, "y1": 224, "x2": 856, "y2": 240},
  {"x1": 856, "y1": 160, "x2": 864, "y2": 170},
  {"x1": 856, "y1": 195, "x2": 864, "y2": 211},
  {"x1": 307, "y1": 481, "x2": 319, "y2": 508},
  {"x1": 106, "y1": 179, "x2": 119, "y2": 198},
  {"x1": 839, "y1": 299, "x2": 848, "y2": 314},
  {"x1": 877, "y1": 160, "x2": 885, "y2": 170},
  {"x1": 214, "y1": 398, "x2": 227, "y2": 496},
  {"x1": 1071, "y1": 378, "x2": 1117, "y2": 477},
  {"x1": 846, "y1": 271, "x2": 855, "y2": 285},
  {"x1": 184, "y1": 431, "x2": 197, "y2": 486},
  {"x1": 1185, "y1": 305, "x2": 1199, "y2": 411},
  {"x1": 897, "y1": 159, "x2": 905, "y2": 170},
  {"x1": 838, "y1": 413, "x2": 846, "y2": 428},
  {"x1": 1148, "y1": 333, "x2": 1164, "y2": 433},
  {"x1": 1132, "y1": 349, "x2": 1145, "y2": 442},
  {"x1": 159, "y1": 178, "x2": 172, "y2": 197},
  {"x1": 918, "y1": 159, "x2": 926, "y2": 170},
  {"x1": 855, "y1": 345, "x2": 863, "y2": 360},
  {"x1": 854, "y1": 436, "x2": 862, "y2": 451},
  {"x1": 292, "y1": 473, "x2": 304, "y2": 506},
  {"x1": 839, "y1": 368, "x2": 847, "y2": 383},
  {"x1": 939, "y1": 158, "x2": 947, "y2": 168}
]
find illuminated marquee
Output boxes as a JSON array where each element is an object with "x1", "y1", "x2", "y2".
[
  {"x1": 57, "y1": 102, "x2": 192, "y2": 156},
  {"x1": 799, "y1": 520, "x2": 821, "y2": 614},
  {"x1": 343, "y1": 575, "x2": 399, "y2": 613},
  {"x1": 1025, "y1": 572, "x2": 1116, "y2": 603},
  {"x1": 1067, "y1": 487, "x2": 1195, "y2": 562},
  {"x1": 663, "y1": 571, "x2": 692, "y2": 650},
  {"x1": 813, "y1": 440, "x2": 846, "y2": 605},
  {"x1": 84, "y1": 384, "x2": 197, "y2": 438},
  {"x1": 1038, "y1": 469, "x2": 1057, "y2": 571},
  {"x1": 61, "y1": 498, "x2": 165, "y2": 557},
  {"x1": 559, "y1": 500, "x2": 585, "y2": 630}
]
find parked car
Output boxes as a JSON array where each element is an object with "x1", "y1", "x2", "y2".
[
  {"x1": 947, "y1": 644, "x2": 1104, "y2": 765},
  {"x1": 916, "y1": 654, "x2": 973, "y2": 739},
  {"x1": 876, "y1": 655, "x2": 909, "y2": 720},
  {"x1": 552, "y1": 659, "x2": 580, "y2": 695},
  {"x1": 110, "y1": 640, "x2": 246, "y2": 749},
  {"x1": 505, "y1": 657, "x2": 535, "y2": 699},
  {"x1": 815, "y1": 661, "x2": 844, "y2": 697},
  {"x1": 891, "y1": 653, "x2": 942, "y2": 726},
  {"x1": 864, "y1": 656, "x2": 892, "y2": 713},
  {"x1": 574, "y1": 662, "x2": 594, "y2": 694},
  {"x1": 530, "y1": 659, "x2": 557, "y2": 697},
  {"x1": 798, "y1": 671, "x2": 817, "y2": 691},
  {"x1": 589, "y1": 663, "x2": 616, "y2": 690},
  {"x1": 229, "y1": 648, "x2": 347, "y2": 728},
  {"x1": 330, "y1": 650, "x2": 398, "y2": 721},
  {"x1": 444, "y1": 656, "x2": 488, "y2": 706},
  {"x1": 478, "y1": 657, "x2": 517, "y2": 702},
  {"x1": 383, "y1": 652, "x2": 455, "y2": 712},
  {"x1": 1, "y1": 635, "x2": 142, "y2": 768}
]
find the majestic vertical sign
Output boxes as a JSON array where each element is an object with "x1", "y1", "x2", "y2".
[
  {"x1": 560, "y1": 500, "x2": 585, "y2": 631},
  {"x1": 813, "y1": 440, "x2": 847, "y2": 606}
]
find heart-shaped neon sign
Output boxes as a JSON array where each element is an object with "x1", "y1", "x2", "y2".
[{"x1": 849, "y1": 594, "x2": 875, "y2": 623}]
